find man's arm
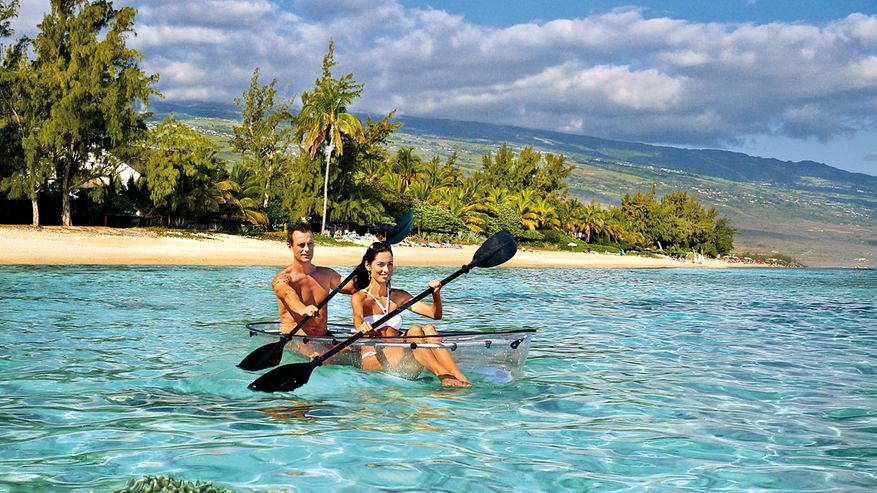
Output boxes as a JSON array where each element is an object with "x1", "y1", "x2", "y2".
[
  {"x1": 273, "y1": 276, "x2": 318, "y2": 317},
  {"x1": 327, "y1": 268, "x2": 359, "y2": 295}
]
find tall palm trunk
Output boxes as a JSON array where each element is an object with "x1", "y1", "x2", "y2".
[
  {"x1": 262, "y1": 162, "x2": 272, "y2": 208},
  {"x1": 320, "y1": 134, "x2": 336, "y2": 235}
]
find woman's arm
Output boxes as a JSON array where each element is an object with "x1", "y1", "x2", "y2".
[
  {"x1": 406, "y1": 279, "x2": 443, "y2": 320},
  {"x1": 351, "y1": 292, "x2": 373, "y2": 334}
]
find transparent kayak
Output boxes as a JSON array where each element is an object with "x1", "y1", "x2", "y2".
[{"x1": 245, "y1": 322, "x2": 535, "y2": 384}]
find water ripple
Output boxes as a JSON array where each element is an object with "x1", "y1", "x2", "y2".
[{"x1": 0, "y1": 266, "x2": 876, "y2": 491}]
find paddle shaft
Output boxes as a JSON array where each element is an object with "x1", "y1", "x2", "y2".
[{"x1": 313, "y1": 264, "x2": 472, "y2": 364}]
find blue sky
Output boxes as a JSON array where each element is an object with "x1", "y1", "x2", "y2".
[
  {"x1": 12, "y1": 0, "x2": 877, "y2": 176},
  {"x1": 402, "y1": 1, "x2": 877, "y2": 26}
]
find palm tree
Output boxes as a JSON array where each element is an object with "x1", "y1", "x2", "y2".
[
  {"x1": 438, "y1": 188, "x2": 487, "y2": 233},
  {"x1": 558, "y1": 198, "x2": 584, "y2": 235},
  {"x1": 533, "y1": 195, "x2": 561, "y2": 231},
  {"x1": 393, "y1": 146, "x2": 422, "y2": 190},
  {"x1": 215, "y1": 179, "x2": 268, "y2": 226},
  {"x1": 334, "y1": 190, "x2": 384, "y2": 225},
  {"x1": 509, "y1": 189, "x2": 540, "y2": 231},
  {"x1": 580, "y1": 200, "x2": 606, "y2": 243},
  {"x1": 294, "y1": 40, "x2": 364, "y2": 234}
]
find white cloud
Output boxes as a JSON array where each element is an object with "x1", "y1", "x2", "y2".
[
  {"x1": 7, "y1": 1, "x2": 877, "y2": 153},
  {"x1": 135, "y1": 24, "x2": 228, "y2": 47}
]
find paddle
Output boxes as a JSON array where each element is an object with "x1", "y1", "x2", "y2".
[
  {"x1": 237, "y1": 210, "x2": 414, "y2": 371},
  {"x1": 248, "y1": 230, "x2": 517, "y2": 392}
]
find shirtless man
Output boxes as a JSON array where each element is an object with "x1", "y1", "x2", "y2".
[{"x1": 272, "y1": 222, "x2": 356, "y2": 343}]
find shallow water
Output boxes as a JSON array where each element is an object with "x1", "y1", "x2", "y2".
[{"x1": 0, "y1": 266, "x2": 875, "y2": 492}]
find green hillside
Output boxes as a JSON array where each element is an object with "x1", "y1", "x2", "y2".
[
  {"x1": 385, "y1": 116, "x2": 877, "y2": 268},
  {"x1": 154, "y1": 103, "x2": 876, "y2": 268}
]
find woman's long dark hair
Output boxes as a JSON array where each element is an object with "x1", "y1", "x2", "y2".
[{"x1": 354, "y1": 242, "x2": 393, "y2": 290}]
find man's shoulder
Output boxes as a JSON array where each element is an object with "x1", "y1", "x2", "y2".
[
  {"x1": 313, "y1": 266, "x2": 341, "y2": 278},
  {"x1": 273, "y1": 266, "x2": 303, "y2": 285}
]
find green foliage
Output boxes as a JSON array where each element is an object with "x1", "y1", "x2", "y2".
[
  {"x1": 29, "y1": 0, "x2": 159, "y2": 225},
  {"x1": 231, "y1": 67, "x2": 293, "y2": 214},
  {"x1": 517, "y1": 229, "x2": 544, "y2": 242},
  {"x1": 294, "y1": 39, "x2": 365, "y2": 233},
  {"x1": 541, "y1": 230, "x2": 577, "y2": 245},
  {"x1": 480, "y1": 144, "x2": 574, "y2": 199},
  {"x1": 0, "y1": 1, "x2": 47, "y2": 224},
  {"x1": 145, "y1": 117, "x2": 224, "y2": 223},
  {"x1": 482, "y1": 203, "x2": 524, "y2": 237},
  {"x1": 734, "y1": 251, "x2": 800, "y2": 266},
  {"x1": 413, "y1": 201, "x2": 467, "y2": 233}
]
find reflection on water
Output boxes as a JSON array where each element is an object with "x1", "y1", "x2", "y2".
[{"x1": 0, "y1": 266, "x2": 875, "y2": 492}]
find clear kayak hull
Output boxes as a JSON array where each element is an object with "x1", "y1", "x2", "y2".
[{"x1": 245, "y1": 322, "x2": 534, "y2": 384}]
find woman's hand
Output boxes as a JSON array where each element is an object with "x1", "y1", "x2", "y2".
[
  {"x1": 357, "y1": 321, "x2": 374, "y2": 334},
  {"x1": 429, "y1": 279, "x2": 442, "y2": 292}
]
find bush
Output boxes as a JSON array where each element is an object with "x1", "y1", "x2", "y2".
[
  {"x1": 516, "y1": 229, "x2": 544, "y2": 242},
  {"x1": 540, "y1": 230, "x2": 576, "y2": 245},
  {"x1": 413, "y1": 201, "x2": 467, "y2": 234},
  {"x1": 482, "y1": 204, "x2": 524, "y2": 237}
]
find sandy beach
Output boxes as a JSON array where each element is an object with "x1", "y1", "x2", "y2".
[{"x1": 0, "y1": 225, "x2": 748, "y2": 269}]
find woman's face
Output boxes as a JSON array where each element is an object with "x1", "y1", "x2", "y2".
[{"x1": 367, "y1": 251, "x2": 394, "y2": 284}]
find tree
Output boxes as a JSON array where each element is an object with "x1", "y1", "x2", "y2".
[
  {"x1": 532, "y1": 195, "x2": 561, "y2": 231},
  {"x1": 294, "y1": 39, "x2": 364, "y2": 234},
  {"x1": 144, "y1": 117, "x2": 224, "y2": 225},
  {"x1": 0, "y1": 1, "x2": 49, "y2": 225},
  {"x1": 232, "y1": 67, "x2": 293, "y2": 211},
  {"x1": 535, "y1": 153, "x2": 574, "y2": 199},
  {"x1": 620, "y1": 185, "x2": 660, "y2": 248},
  {"x1": 31, "y1": 0, "x2": 158, "y2": 225},
  {"x1": 392, "y1": 146, "x2": 422, "y2": 190},
  {"x1": 219, "y1": 163, "x2": 269, "y2": 226},
  {"x1": 507, "y1": 189, "x2": 540, "y2": 231},
  {"x1": 580, "y1": 200, "x2": 606, "y2": 243}
]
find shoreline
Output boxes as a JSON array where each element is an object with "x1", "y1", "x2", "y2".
[{"x1": 0, "y1": 225, "x2": 763, "y2": 269}]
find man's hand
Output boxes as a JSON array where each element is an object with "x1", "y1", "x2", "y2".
[{"x1": 300, "y1": 305, "x2": 319, "y2": 317}]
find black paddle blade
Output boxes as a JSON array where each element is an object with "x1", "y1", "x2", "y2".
[
  {"x1": 237, "y1": 339, "x2": 285, "y2": 371},
  {"x1": 472, "y1": 230, "x2": 517, "y2": 268},
  {"x1": 386, "y1": 209, "x2": 414, "y2": 245},
  {"x1": 248, "y1": 361, "x2": 316, "y2": 392}
]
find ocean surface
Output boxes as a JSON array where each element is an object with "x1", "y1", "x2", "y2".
[{"x1": 0, "y1": 265, "x2": 875, "y2": 492}]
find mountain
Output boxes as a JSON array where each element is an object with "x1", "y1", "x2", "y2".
[
  {"x1": 151, "y1": 101, "x2": 877, "y2": 267},
  {"x1": 390, "y1": 114, "x2": 877, "y2": 192}
]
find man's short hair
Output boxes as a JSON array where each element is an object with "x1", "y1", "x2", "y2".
[{"x1": 287, "y1": 221, "x2": 313, "y2": 244}]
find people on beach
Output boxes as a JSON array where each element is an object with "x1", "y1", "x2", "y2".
[
  {"x1": 272, "y1": 222, "x2": 357, "y2": 347},
  {"x1": 351, "y1": 242, "x2": 471, "y2": 387}
]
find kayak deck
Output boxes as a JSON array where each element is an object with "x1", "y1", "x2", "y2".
[{"x1": 246, "y1": 322, "x2": 534, "y2": 383}]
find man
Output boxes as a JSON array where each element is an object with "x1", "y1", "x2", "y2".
[{"x1": 272, "y1": 222, "x2": 356, "y2": 339}]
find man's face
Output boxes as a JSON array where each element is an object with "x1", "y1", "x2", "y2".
[{"x1": 290, "y1": 231, "x2": 315, "y2": 263}]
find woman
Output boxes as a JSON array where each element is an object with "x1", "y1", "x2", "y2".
[{"x1": 351, "y1": 242, "x2": 471, "y2": 387}]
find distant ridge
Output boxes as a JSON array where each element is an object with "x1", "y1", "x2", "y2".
[
  {"x1": 150, "y1": 100, "x2": 875, "y2": 193},
  {"x1": 390, "y1": 114, "x2": 877, "y2": 192},
  {"x1": 150, "y1": 100, "x2": 876, "y2": 267},
  {"x1": 151, "y1": 100, "x2": 240, "y2": 120}
]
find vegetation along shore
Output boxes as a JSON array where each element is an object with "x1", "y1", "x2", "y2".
[{"x1": 0, "y1": 3, "x2": 806, "y2": 266}]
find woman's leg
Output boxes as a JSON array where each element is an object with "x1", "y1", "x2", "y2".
[
  {"x1": 421, "y1": 324, "x2": 470, "y2": 384},
  {"x1": 358, "y1": 343, "x2": 382, "y2": 371},
  {"x1": 407, "y1": 325, "x2": 471, "y2": 387}
]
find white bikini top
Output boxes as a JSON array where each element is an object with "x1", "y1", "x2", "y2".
[{"x1": 361, "y1": 286, "x2": 403, "y2": 331}]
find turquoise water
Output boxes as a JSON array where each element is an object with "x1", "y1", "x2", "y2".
[{"x1": 1, "y1": 266, "x2": 875, "y2": 492}]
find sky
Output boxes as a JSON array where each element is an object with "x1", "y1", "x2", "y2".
[{"x1": 10, "y1": 0, "x2": 877, "y2": 176}]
